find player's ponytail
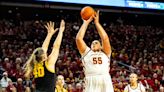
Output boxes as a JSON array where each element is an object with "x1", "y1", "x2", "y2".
[{"x1": 23, "y1": 47, "x2": 42, "y2": 78}]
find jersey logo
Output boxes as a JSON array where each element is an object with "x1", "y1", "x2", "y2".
[
  {"x1": 33, "y1": 64, "x2": 45, "y2": 78},
  {"x1": 92, "y1": 57, "x2": 102, "y2": 64}
]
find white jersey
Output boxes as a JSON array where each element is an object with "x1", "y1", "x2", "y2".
[
  {"x1": 124, "y1": 83, "x2": 146, "y2": 92},
  {"x1": 81, "y1": 47, "x2": 114, "y2": 92},
  {"x1": 81, "y1": 47, "x2": 110, "y2": 76}
]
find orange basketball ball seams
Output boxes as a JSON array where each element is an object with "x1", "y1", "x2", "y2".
[{"x1": 80, "y1": 6, "x2": 95, "y2": 20}]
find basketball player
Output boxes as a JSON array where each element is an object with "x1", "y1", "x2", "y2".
[
  {"x1": 76, "y1": 10, "x2": 114, "y2": 92},
  {"x1": 55, "y1": 75, "x2": 68, "y2": 92},
  {"x1": 124, "y1": 73, "x2": 146, "y2": 92},
  {"x1": 24, "y1": 20, "x2": 65, "y2": 92}
]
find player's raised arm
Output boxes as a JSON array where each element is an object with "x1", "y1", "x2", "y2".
[
  {"x1": 76, "y1": 17, "x2": 93, "y2": 55},
  {"x1": 42, "y1": 21, "x2": 58, "y2": 54},
  {"x1": 47, "y1": 20, "x2": 65, "y2": 72},
  {"x1": 93, "y1": 11, "x2": 111, "y2": 56}
]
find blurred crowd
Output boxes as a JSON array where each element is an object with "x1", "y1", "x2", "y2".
[{"x1": 0, "y1": 8, "x2": 164, "y2": 92}]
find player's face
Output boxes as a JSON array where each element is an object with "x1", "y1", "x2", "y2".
[
  {"x1": 40, "y1": 53, "x2": 46, "y2": 62},
  {"x1": 91, "y1": 40, "x2": 101, "y2": 51},
  {"x1": 129, "y1": 73, "x2": 138, "y2": 83},
  {"x1": 57, "y1": 75, "x2": 64, "y2": 85}
]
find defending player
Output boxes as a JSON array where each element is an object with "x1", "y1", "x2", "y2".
[{"x1": 24, "y1": 20, "x2": 65, "y2": 92}]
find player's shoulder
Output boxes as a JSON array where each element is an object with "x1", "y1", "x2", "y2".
[
  {"x1": 81, "y1": 47, "x2": 91, "y2": 56},
  {"x1": 124, "y1": 85, "x2": 129, "y2": 92}
]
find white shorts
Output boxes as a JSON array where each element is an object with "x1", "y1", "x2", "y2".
[{"x1": 83, "y1": 74, "x2": 114, "y2": 92}]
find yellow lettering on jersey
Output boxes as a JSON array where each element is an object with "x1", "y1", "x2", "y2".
[{"x1": 33, "y1": 63, "x2": 45, "y2": 78}]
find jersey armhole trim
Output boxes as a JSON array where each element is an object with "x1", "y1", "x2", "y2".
[
  {"x1": 45, "y1": 61, "x2": 55, "y2": 73},
  {"x1": 81, "y1": 47, "x2": 91, "y2": 59},
  {"x1": 101, "y1": 50, "x2": 111, "y2": 59}
]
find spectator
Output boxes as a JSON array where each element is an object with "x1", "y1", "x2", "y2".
[
  {"x1": 0, "y1": 72, "x2": 12, "y2": 92},
  {"x1": 15, "y1": 78, "x2": 25, "y2": 92},
  {"x1": 74, "y1": 83, "x2": 83, "y2": 92},
  {"x1": 6, "y1": 80, "x2": 17, "y2": 92},
  {"x1": 55, "y1": 75, "x2": 68, "y2": 92}
]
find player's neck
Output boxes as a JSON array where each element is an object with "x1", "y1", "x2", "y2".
[
  {"x1": 57, "y1": 84, "x2": 64, "y2": 88},
  {"x1": 130, "y1": 82, "x2": 138, "y2": 89},
  {"x1": 41, "y1": 58, "x2": 47, "y2": 62},
  {"x1": 93, "y1": 49, "x2": 101, "y2": 52}
]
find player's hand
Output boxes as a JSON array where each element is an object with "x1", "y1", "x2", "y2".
[
  {"x1": 44, "y1": 21, "x2": 58, "y2": 35},
  {"x1": 59, "y1": 19, "x2": 65, "y2": 32},
  {"x1": 93, "y1": 10, "x2": 100, "y2": 24},
  {"x1": 83, "y1": 15, "x2": 93, "y2": 25}
]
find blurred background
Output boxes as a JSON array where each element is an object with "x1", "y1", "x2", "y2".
[{"x1": 0, "y1": 0, "x2": 164, "y2": 92}]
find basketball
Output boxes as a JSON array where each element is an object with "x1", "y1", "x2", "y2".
[{"x1": 80, "y1": 6, "x2": 95, "y2": 20}]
